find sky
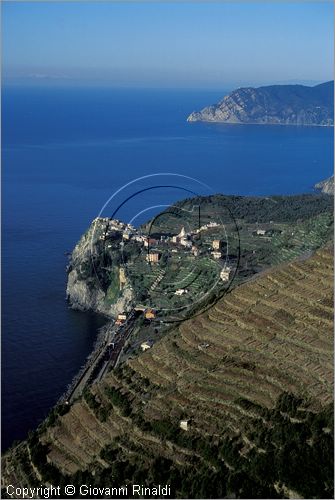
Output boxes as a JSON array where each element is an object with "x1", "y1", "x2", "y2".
[{"x1": 2, "y1": 1, "x2": 333, "y2": 89}]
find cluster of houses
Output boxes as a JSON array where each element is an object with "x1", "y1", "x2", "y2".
[
  {"x1": 94, "y1": 218, "x2": 136, "y2": 242},
  {"x1": 142, "y1": 225, "x2": 229, "y2": 264},
  {"x1": 96, "y1": 218, "x2": 230, "y2": 263},
  {"x1": 96, "y1": 217, "x2": 229, "y2": 263},
  {"x1": 115, "y1": 308, "x2": 156, "y2": 326},
  {"x1": 137, "y1": 224, "x2": 233, "y2": 284},
  {"x1": 171, "y1": 226, "x2": 192, "y2": 248},
  {"x1": 100, "y1": 217, "x2": 235, "y2": 365},
  {"x1": 99, "y1": 219, "x2": 232, "y2": 308}
]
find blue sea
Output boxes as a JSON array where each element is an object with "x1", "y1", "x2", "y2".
[{"x1": 2, "y1": 85, "x2": 333, "y2": 451}]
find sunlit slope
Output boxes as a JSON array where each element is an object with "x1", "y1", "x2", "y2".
[
  {"x1": 129, "y1": 246, "x2": 333, "y2": 422},
  {"x1": 2, "y1": 246, "x2": 333, "y2": 498}
]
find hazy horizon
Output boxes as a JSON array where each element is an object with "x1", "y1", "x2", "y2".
[{"x1": 2, "y1": 2, "x2": 333, "y2": 89}]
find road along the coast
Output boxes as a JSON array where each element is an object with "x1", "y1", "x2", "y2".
[{"x1": 67, "y1": 311, "x2": 138, "y2": 402}]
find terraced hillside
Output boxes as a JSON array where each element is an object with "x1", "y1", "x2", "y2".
[
  {"x1": 67, "y1": 193, "x2": 333, "y2": 322},
  {"x1": 2, "y1": 247, "x2": 333, "y2": 499}
]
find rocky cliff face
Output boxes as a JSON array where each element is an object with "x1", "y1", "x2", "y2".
[
  {"x1": 66, "y1": 218, "x2": 134, "y2": 317},
  {"x1": 315, "y1": 175, "x2": 334, "y2": 195},
  {"x1": 187, "y1": 81, "x2": 334, "y2": 126}
]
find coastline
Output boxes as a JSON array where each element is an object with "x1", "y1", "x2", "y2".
[
  {"x1": 57, "y1": 318, "x2": 110, "y2": 405},
  {"x1": 59, "y1": 185, "x2": 334, "y2": 405},
  {"x1": 3, "y1": 84, "x2": 333, "y2": 453},
  {"x1": 187, "y1": 119, "x2": 334, "y2": 127}
]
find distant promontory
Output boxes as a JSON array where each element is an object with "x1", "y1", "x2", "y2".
[
  {"x1": 187, "y1": 81, "x2": 334, "y2": 126},
  {"x1": 315, "y1": 175, "x2": 334, "y2": 195}
]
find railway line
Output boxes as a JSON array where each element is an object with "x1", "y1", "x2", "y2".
[{"x1": 65, "y1": 311, "x2": 138, "y2": 403}]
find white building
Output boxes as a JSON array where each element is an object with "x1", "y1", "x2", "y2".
[
  {"x1": 141, "y1": 340, "x2": 154, "y2": 352},
  {"x1": 211, "y1": 251, "x2": 222, "y2": 259},
  {"x1": 146, "y1": 252, "x2": 161, "y2": 263},
  {"x1": 220, "y1": 267, "x2": 231, "y2": 282},
  {"x1": 174, "y1": 288, "x2": 188, "y2": 296},
  {"x1": 179, "y1": 420, "x2": 190, "y2": 431},
  {"x1": 212, "y1": 239, "x2": 222, "y2": 250}
]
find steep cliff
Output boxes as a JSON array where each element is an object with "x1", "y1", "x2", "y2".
[
  {"x1": 66, "y1": 218, "x2": 134, "y2": 317},
  {"x1": 187, "y1": 81, "x2": 334, "y2": 126}
]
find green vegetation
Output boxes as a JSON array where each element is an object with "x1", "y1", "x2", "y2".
[
  {"x1": 104, "y1": 267, "x2": 119, "y2": 305},
  {"x1": 3, "y1": 194, "x2": 333, "y2": 499},
  {"x1": 27, "y1": 432, "x2": 65, "y2": 486},
  {"x1": 83, "y1": 388, "x2": 111, "y2": 422},
  {"x1": 68, "y1": 192, "x2": 333, "y2": 322},
  {"x1": 104, "y1": 385, "x2": 132, "y2": 416},
  {"x1": 128, "y1": 194, "x2": 333, "y2": 316},
  {"x1": 177, "y1": 193, "x2": 333, "y2": 223},
  {"x1": 35, "y1": 403, "x2": 71, "y2": 434},
  {"x1": 10, "y1": 392, "x2": 333, "y2": 499}
]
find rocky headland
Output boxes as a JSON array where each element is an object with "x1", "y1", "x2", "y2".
[
  {"x1": 66, "y1": 217, "x2": 134, "y2": 317},
  {"x1": 187, "y1": 81, "x2": 334, "y2": 126}
]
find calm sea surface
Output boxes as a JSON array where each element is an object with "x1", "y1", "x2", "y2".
[{"x1": 2, "y1": 85, "x2": 333, "y2": 451}]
